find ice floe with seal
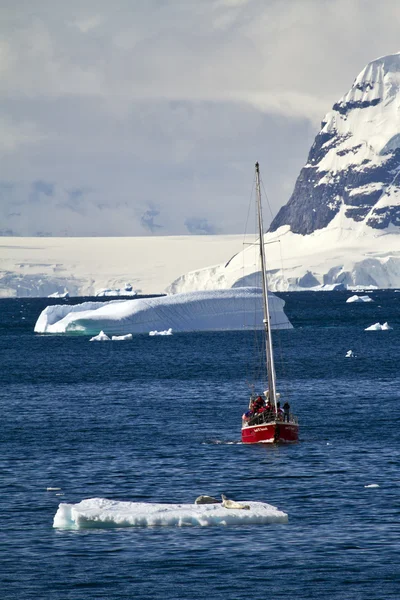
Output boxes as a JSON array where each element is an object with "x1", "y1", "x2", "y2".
[
  {"x1": 346, "y1": 294, "x2": 374, "y2": 303},
  {"x1": 149, "y1": 328, "x2": 173, "y2": 336},
  {"x1": 53, "y1": 497, "x2": 288, "y2": 529},
  {"x1": 34, "y1": 288, "x2": 292, "y2": 335},
  {"x1": 365, "y1": 322, "x2": 393, "y2": 331}
]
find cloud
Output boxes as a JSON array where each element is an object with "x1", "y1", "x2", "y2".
[
  {"x1": 140, "y1": 208, "x2": 163, "y2": 232},
  {"x1": 184, "y1": 217, "x2": 219, "y2": 234},
  {"x1": 29, "y1": 180, "x2": 55, "y2": 203},
  {"x1": 1, "y1": 1, "x2": 400, "y2": 235}
]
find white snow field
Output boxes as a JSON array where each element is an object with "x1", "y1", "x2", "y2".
[
  {"x1": 1, "y1": 225, "x2": 400, "y2": 298},
  {"x1": 34, "y1": 288, "x2": 292, "y2": 335},
  {"x1": 53, "y1": 497, "x2": 288, "y2": 529},
  {"x1": 0, "y1": 235, "x2": 242, "y2": 297},
  {"x1": 167, "y1": 208, "x2": 400, "y2": 294}
]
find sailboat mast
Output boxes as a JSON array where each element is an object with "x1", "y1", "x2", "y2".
[{"x1": 255, "y1": 162, "x2": 277, "y2": 411}]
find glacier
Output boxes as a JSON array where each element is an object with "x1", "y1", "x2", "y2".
[
  {"x1": 34, "y1": 288, "x2": 292, "y2": 335},
  {"x1": 53, "y1": 497, "x2": 288, "y2": 529}
]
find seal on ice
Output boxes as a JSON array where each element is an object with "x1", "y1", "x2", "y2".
[
  {"x1": 221, "y1": 494, "x2": 250, "y2": 510},
  {"x1": 194, "y1": 495, "x2": 220, "y2": 504}
]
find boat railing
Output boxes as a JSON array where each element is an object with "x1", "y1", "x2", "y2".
[{"x1": 244, "y1": 411, "x2": 298, "y2": 427}]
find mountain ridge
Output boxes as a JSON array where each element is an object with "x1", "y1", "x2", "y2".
[{"x1": 269, "y1": 52, "x2": 400, "y2": 235}]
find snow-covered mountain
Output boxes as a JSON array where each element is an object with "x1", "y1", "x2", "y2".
[
  {"x1": 169, "y1": 53, "x2": 400, "y2": 293},
  {"x1": 270, "y1": 52, "x2": 400, "y2": 235}
]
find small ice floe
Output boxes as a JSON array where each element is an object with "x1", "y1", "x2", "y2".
[
  {"x1": 111, "y1": 333, "x2": 133, "y2": 341},
  {"x1": 149, "y1": 328, "x2": 173, "y2": 336},
  {"x1": 346, "y1": 294, "x2": 374, "y2": 303},
  {"x1": 365, "y1": 322, "x2": 392, "y2": 331},
  {"x1": 364, "y1": 484, "x2": 380, "y2": 488},
  {"x1": 53, "y1": 497, "x2": 288, "y2": 529},
  {"x1": 345, "y1": 350, "x2": 355, "y2": 358},
  {"x1": 89, "y1": 330, "x2": 111, "y2": 341},
  {"x1": 47, "y1": 487, "x2": 61, "y2": 492}
]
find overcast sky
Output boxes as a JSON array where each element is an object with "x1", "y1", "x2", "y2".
[{"x1": 1, "y1": 0, "x2": 400, "y2": 236}]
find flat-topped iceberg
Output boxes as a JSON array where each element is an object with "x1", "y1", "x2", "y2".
[
  {"x1": 34, "y1": 288, "x2": 292, "y2": 335},
  {"x1": 95, "y1": 283, "x2": 137, "y2": 297},
  {"x1": 53, "y1": 497, "x2": 288, "y2": 529},
  {"x1": 149, "y1": 328, "x2": 173, "y2": 336},
  {"x1": 111, "y1": 333, "x2": 133, "y2": 341}
]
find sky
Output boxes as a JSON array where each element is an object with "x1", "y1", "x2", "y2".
[{"x1": 1, "y1": 0, "x2": 400, "y2": 236}]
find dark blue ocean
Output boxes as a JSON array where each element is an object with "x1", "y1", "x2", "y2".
[{"x1": 1, "y1": 291, "x2": 400, "y2": 600}]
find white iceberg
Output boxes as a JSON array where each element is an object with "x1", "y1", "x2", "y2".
[
  {"x1": 111, "y1": 333, "x2": 133, "y2": 341},
  {"x1": 345, "y1": 350, "x2": 355, "y2": 358},
  {"x1": 89, "y1": 330, "x2": 110, "y2": 341},
  {"x1": 149, "y1": 328, "x2": 173, "y2": 336},
  {"x1": 53, "y1": 497, "x2": 288, "y2": 529},
  {"x1": 346, "y1": 294, "x2": 374, "y2": 303},
  {"x1": 48, "y1": 290, "x2": 69, "y2": 299},
  {"x1": 365, "y1": 322, "x2": 393, "y2": 331},
  {"x1": 95, "y1": 284, "x2": 137, "y2": 297},
  {"x1": 34, "y1": 288, "x2": 292, "y2": 335}
]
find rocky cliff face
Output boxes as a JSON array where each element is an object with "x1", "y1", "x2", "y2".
[{"x1": 269, "y1": 53, "x2": 400, "y2": 235}]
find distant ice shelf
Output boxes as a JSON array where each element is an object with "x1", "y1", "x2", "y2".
[
  {"x1": 53, "y1": 497, "x2": 288, "y2": 529},
  {"x1": 34, "y1": 288, "x2": 292, "y2": 335}
]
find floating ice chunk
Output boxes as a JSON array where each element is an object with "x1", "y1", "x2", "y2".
[
  {"x1": 365, "y1": 322, "x2": 392, "y2": 331},
  {"x1": 149, "y1": 328, "x2": 173, "y2": 336},
  {"x1": 95, "y1": 284, "x2": 137, "y2": 297},
  {"x1": 46, "y1": 487, "x2": 61, "y2": 491},
  {"x1": 34, "y1": 288, "x2": 292, "y2": 335},
  {"x1": 345, "y1": 350, "x2": 355, "y2": 357},
  {"x1": 89, "y1": 330, "x2": 110, "y2": 341},
  {"x1": 346, "y1": 294, "x2": 374, "y2": 303},
  {"x1": 53, "y1": 497, "x2": 288, "y2": 529},
  {"x1": 48, "y1": 291, "x2": 69, "y2": 298},
  {"x1": 364, "y1": 484, "x2": 380, "y2": 488},
  {"x1": 111, "y1": 333, "x2": 133, "y2": 341}
]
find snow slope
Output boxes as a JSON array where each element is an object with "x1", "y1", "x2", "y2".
[
  {"x1": 34, "y1": 288, "x2": 292, "y2": 334},
  {"x1": 168, "y1": 206, "x2": 400, "y2": 292},
  {"x1": 0, "y1": 235, "x2": 242, "y2": 297}
]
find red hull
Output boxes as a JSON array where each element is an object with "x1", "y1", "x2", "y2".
[{"x1": 241, "y1": 421, "x2": 298, "y2": 444}]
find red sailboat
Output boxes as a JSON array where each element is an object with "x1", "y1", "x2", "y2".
[{"x1": 241, "y1": 163, "x2": 299, "y2": 444}]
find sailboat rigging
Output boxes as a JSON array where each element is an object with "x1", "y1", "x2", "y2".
[{"x1": 241, "y1": 162, "x2": 299, "y2": 444}]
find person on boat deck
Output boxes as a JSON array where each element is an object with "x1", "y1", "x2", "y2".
[
  {"x1": 242, "y1": 410, "x2": 253, "y2": 422},
  {"x1": 253, "y1": 395, "x2": 265, "y2": 413},
  {"x1": 277, "y1": 402, "x2": 284, "y2": 421},
  {"x1": 283, "y1": 401, "x2": 290, "y2": 422}
]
